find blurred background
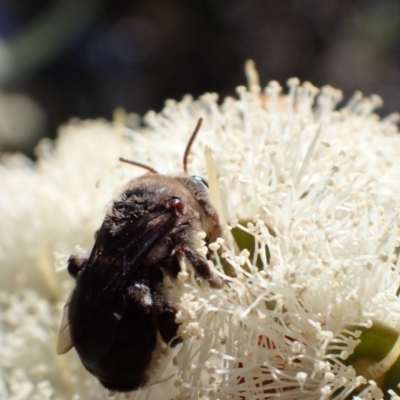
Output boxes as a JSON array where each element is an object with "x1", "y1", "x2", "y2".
[{"x1": 0, "y1": 0, "x2": 399, "y2": 156}]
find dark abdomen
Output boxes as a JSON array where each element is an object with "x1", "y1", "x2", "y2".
[{"x1": 81, "y1": 306, "x2": 158, "y2": 392}]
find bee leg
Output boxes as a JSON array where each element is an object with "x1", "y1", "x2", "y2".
[
  {"x1": 150, "y1": 280, "x2": 181, "y2": 347},
  {"x1": 174, "y1": 244, "x2": 224, "y2": 289},
  {"x1": 67, "y1": 253, "x2": 88, "y2": 279},
  {"x1": 156, "y1": 298, "x2": 182, "y2": 347}
]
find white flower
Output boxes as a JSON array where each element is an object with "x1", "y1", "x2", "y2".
[{"x1": 1, "y1": 77, "x2": 400, "y2": 399}]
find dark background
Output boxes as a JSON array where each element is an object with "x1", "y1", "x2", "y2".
[{"x1": 0, "y1": 0, "x2": 399, "y2": 155}]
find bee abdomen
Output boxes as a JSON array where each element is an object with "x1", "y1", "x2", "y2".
[{"x1": 83, "y1": 310, "x2": 158, "y2": 392}]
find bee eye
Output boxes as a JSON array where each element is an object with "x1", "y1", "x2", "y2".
[{"x1": 191, "y1": 175, "x2": 209, "y2": 188}]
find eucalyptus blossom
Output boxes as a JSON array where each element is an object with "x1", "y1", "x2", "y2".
[{"x1": 1, "y1": 77, "x2": 400, "y2": 400}]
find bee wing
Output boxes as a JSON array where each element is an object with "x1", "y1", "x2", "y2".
[
  {"x1": 56, "y1": 292, "x2": 74, "y2": 355},
  {"x1": 67, "y1": 210, "x2": 177, "y2": 363},
  {"x1": 88, "y1": 209, "x2": 174, "y2": 273}
]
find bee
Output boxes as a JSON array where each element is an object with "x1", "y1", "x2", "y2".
[{"x1": 56, "y1": 118, "x2": 224, "y2": 392}]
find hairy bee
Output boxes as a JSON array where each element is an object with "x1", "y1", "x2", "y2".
[{"x1": 57, "y1": 119, "x2": 224, "y2": 392}]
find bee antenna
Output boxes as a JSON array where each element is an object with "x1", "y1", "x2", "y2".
[
  {"x1": 119, "y1": 158, "x2": 159, "y2": 174},
  {"x1": 183, "y1": 118, "x2": 203, "y2": 173}
]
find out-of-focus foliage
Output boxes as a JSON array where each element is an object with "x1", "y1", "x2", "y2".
[{"x1": 0, "y1": 0, "x2": 400, "y2": 154}]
